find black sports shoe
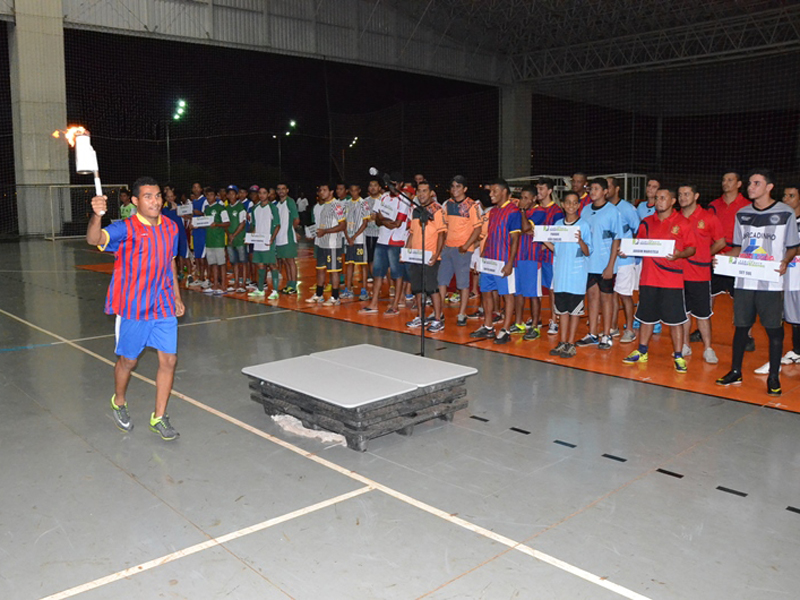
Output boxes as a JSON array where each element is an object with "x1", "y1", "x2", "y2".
[
  {"x1": 494, "y1": 328, "x2": 510, "y2": 344},
  {"x1": 745, "y1": 337, "x2": 756, "y2": 352},
  {"x1": 767, "y1": 375, "x2": 782, "y2": 396},
  {"x1": 469, "y1": 325, "x2": 495, "y2": 339},
  {"x1": 716, "y1": 370, "x2": 743, "y2": 386},
  {"x1": 689, "y1": 329, "x2": 702, "y2": 343}
]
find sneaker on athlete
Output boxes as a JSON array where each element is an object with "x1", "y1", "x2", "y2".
[
  {"x1": 767, "y1": 375, "x2": 782, "y2": 397},
  {"x1": 622, "y1": 350, "x2": 648, "y2": 364},
  {"x1": 576, "y1": 333, "x2": 599, "y2": 347},
  {"x1": 427, "y1": 320, "x2": 444, "y2": 333},
  {"x1": 781, "y1": 350, "x2": 800, "y2": 364},
  {"x1": 620, "y1": 330, "x2": 636, "y2": 344},
  {"x1": 549, "y1": 342, "x2": 566, "y2": 356},
  {"x1": 494, "y1": 328, "x2": 510, "y2": 344},
  {"x1": 150, "y1": 413, "x2": 179, "y2": 441},
  {"x1": 305, "y1": 294, "x2": 324, "y2": 303},
  {"x1": 509, "y1": 322, "x2": 527, "y2": 334},
  {"x1": 560, "y1": 343, "x2": 577, "y2": 358},
  {"x1": 609, "y1": 328, "x2": 620, "y2": 338},
  {"x1": 689, "y1": 329, "x2": 702, "y2": 343},
  {"x1": 674, "y1": 356, "x2": 688, "y2": 373},
  {"x1": 267, "y1": 290, "x2": 280, "y2": 301},
  {"x1": 456, "y1": 314, "x2": 468, "y2": 327},
  {"x1": 703, "y1": 347, "x2": 719, "y2": 364},
  {"x1": 754, "y1": 362, "x2": 781, "y2": 375},
  {"x1": 467, "y1": 308, "x2": 484, "y2": 320},
  {"x1": 523, "y1": 327, "x2": 540, "y2": 341},
  {"x1": 248, "y1": 289, "x2": 265, "y2": 298},
  {"x1": 716, "y1": 370, "x2": 742, "y2": 386},
  {"x1": 470, "y1": 325, "x2": 495, "y2": 339},
  {"x1": 547, "y1": 320, "x2": 558, "y2": 335},
  {"x1": 359, "y1": 289, "x2": 370, "y2": 301},
  {"x1": 110, "y1": 394, "x2": 133, "y2": 432},
  {"x1": 406, "y1": 316, "x2": 422, "y2": 328},
  {"x1": 322, "y1": 297, "x2": 341, "y2": 306},
  {"x1": 682, "y1": 344, "x2": 692, "y2": 357},
  {"x1": 598, "y1": 334, "x2": 613, "y2": 350}
]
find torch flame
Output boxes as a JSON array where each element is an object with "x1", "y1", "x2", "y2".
[{"x1": 52, "y1": 126, "x2": 89, "y2": 147}]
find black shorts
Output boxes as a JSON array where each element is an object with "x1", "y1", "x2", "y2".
[
  {"x1": 635, "y1": 285, "x2": 688, "y2": 326},
  {"x1": 316, "y1": 247, "x2": 344, "y2": 272},
  {"x1": 408, "y1": 262, "x2": 440, "y2": 295},
  {"x1": 366, "y1": 236, "x2": 378, "y2": 263},
  {"x1": 587, "y1": 272, "x2": 615, "y2": 294},
  {"x1": 684, "y1": 280, "x2": 712, "y2": 319},
  {"x1": 553, "y1": 292, "x2": 584, "y2": 316},
  {"x1": 345, "y1": 242, "x2": 368, "y2": 264},
  {"x1": 733, "y1": 289, "x2": 783, "y2": 329},
  {"x1": 711, "y1": 273, "x2": 734, "y2": 297}
]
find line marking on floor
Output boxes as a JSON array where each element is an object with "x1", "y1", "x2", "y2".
[
  {"x1": 0, "y1": 307, "x2": 650, "y2": 600},
  {"x1": 40, "y1": 486, "x2": 374, "y2": 600}
]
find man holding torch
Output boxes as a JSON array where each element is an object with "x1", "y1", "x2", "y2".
[{"x1": 86, "y1": 177, "x2": 184, "y2": 441}]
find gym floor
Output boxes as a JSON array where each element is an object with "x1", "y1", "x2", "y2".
[{"x1": 2, "y1": 239, "x2": 800, "y2": 599}]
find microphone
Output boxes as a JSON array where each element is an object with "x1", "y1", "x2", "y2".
[{"x1": 369, "y1": 166, "x2": 397, "y2": 193}]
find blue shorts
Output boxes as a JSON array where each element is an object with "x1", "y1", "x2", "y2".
[
  {"x1": 115, "y1": 316, "x2": 178, "y2": 360},
  {"x1": 373, "y1": 244, "x2": 406, "y2": 280},
  {"x1": 177, "y1": 227, "x2": 189, "y2": 259},
  {"x1": 515, "y1": 260, "x2": 542, "y2": 298},
  {"x1": 227, "y1": 245, "x2": 247, "y2": 264},
  {"x1": 540, "y1": 261, "x2": 553, "y2": 290},
  {"x1": 480, "y1": 272, "x2": 513, "y2": 295},
  {"x1": 192, "y1": 228, "x2": 206, "y2": 259}
]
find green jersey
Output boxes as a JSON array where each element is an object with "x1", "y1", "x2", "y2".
[
  {"x1": 251, "y1": 203, "x2": 281, "y2": 250},
  {"x1": 120, "y1": 203, "x2": 136, "y2": 220},
  {"x1": 204, "y1": 201, "x2": 227, "y2": 248},
  {"x1": 225, "y1": 201, "x2": 248, "y2": 247}
]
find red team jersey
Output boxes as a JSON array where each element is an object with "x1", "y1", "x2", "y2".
[
  {"x1": 483, "y1": 201, "x2": 522, "y2": 264},
  {"x1": 637, "y1": 211, "x2": 697, "y2": 289},
  {"x1": 707, "y1": 193, "x2": 750, "y2": 252},
  {"x1": 99, "y1": 214, "x2": 179, "y2": 320},
  {"x1": 683, "y1": 206, "x2": 724, "y2": 282},
  {"x1": 532, "y1": 203, "x2": 564, "y2": 263}
]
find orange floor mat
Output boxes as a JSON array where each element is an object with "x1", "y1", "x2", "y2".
[{"x1": 81, "y1": 247, "x2": 800, "y2": 413}]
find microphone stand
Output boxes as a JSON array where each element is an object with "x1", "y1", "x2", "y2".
[{"x1": 386, "y1": 181, "x2": 429, "y2": 357}]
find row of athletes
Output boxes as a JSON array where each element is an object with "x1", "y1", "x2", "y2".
[{"x1": 300, "y1": 170, "x2": 800, "y2": 396}]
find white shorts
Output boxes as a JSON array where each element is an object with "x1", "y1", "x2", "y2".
[
  {"x1": 206, "y1": 247, "x2": 226, "y2": 266},
  {"x1": 614, "y1": 263, "x2": 639, "y2": 296}
]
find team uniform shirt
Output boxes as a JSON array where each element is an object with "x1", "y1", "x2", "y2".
[
  {"x1": 577, "y1": 192, "x2": 591, "y2": 214},
  {"x1": 683, "y1": 206, "x2": 724, "y2": 282},
  {"x1": 637, "y1": 211, "x2": 697, "y2": 290},
  {"x1": 613, "y1": 200, "x2": 641, "y2": 269},
  {"x1": 786, "y1": 215, "x2": 800, "y2": 292},
  {"x1": 345, "y1": 197, "x2": 370, "y2": 244},
  {"x1": 375, "y1": 193, "x2": 411, "y2": 247},
  {"x1": 518, "y1": 207, "x2": 547, "y2": 262},
  {"x1": 708, "y1": 193, "x2": 750, "y2": 253},
  {"x1": 98, "y1": 213, "x2": 179, "y2": 320},
  {"x1": 637, "y1": 201, "x2": 656, "y2": 221},
  {"x1": 250, "y1": 203, "x2": 280, "y2": 251},
  {"x1": 316, "y1": 200, "x2": 346, "y2": 250},
  {"x1": 582, "y1": 201, "x2": 624, "y2": 274},
  {"x1": 225, "y1": 201, "x2": 248, "y2": 247},
  {"x1": 482, "y1": 201, "x2": 522, "y2": 264},
  {"x1": 364, "y1": 196, "x2": 381, "y2": 238},
  {"x1": 733, "y1": 201, "x2": 800, "y2": 292},
  {"x1": 531, "y1": 202, "x2": 563, "y2": 264},
  {"x1": 204, "y1": 201, "x2": 228, "y2": 248},
  {"x1": 311, "y1": 203, "x2": 324, "y2": 247},
  {"x1": 441, "y1": 197, "x2": 482, "y2": 248},
  {"x1": 552, "y1": 216, "x2": 594, "y2": 295},
  {"x1": 275, "y1": 198, "x2": 299, "y2": 246},
  {"x1": 120, "y1": 204, "x2": 136, "y2": 220},
  {"x1": 406, "y1": 202, "x2": 446, "y2": 254}
]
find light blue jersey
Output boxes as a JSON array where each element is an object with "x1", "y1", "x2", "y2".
[
  {"x1": 637, "y1": 201, "x2": 656, "y2": 221},
  {"x1": 583, "y1": 201, "x2": 624, "y2": 274},
  {"x1": 552, "y1": 217, "x2": 594, "y2": 295},
  {"x1": 614, "y1": 199, "x2": 640, "y2": 268}
]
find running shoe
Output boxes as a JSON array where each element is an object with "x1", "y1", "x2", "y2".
[
  {"x1": 267, "y1": 290, "x2": 280, "y2": 301},
  {"x1": 236, "y1": 287, "x2": 246, "y2": 293},
  {"x1": 523, "y1": 327, "x2": 540, "y2": 341},
  {"x1": 609, "y1": 328, "x2": 620, "y2": 338},
  {"x1": 469, "y1": 325, "x2": 495, "y2": 339},
  {"x1": 492, "y1": 313, "x2": 503, "y2": 324},
  {"x1": 467, "y1": 308, "x2": 484, "y2": 320},
  {"x1": 447, "y1": 292, "x2": 461, "y2": 304},
  {"x1": 110, "y1": 394, "x2": 132, "y2": 432},
  {"x1": 560, "y1": 343, "x2": 577, "y2": 358},
  {"x1": 767, "y1": 375, "x2": 782, "y2": 397},
  {"x1": 226, "y1": 286, "x2": 235, "y2": 292},
  {"x1": 427, "y1": 320, "x2": 444, "y2": 333},
  {"x1": 622, "y1": 350, "x2": 648, "y2": 364},
  {"x1": 406, "y1": 316, "x2": 422, "y2": 328},
  {"x1": 305, "y1": 295, "x2": 323, "y2": 303},
  {"x1": 248, "y1": 289, "x2": 265, "y2": 298},
  {"x1": 213, "y1": 289, "x2": 225, "y2": 295},
  {"x1": 456, "y1": 314, "x2": 468, "y2": 327},
  {"x1": 689, "y1": 329, "x2": 702, "y2": 343},
  {"x1": 202, "y1": 287, "x2": 214, "y2": 294},
  {"x1": 359, "y1": 289, "x2": 369, "y2": 301},
  {"x1": 703, "y1": 347, "x2": 719, "y2": 364},
  {"x1": 549, "y1": 342, "x2": 566, "y2": 356},
  {"x1": 509, "y1": 322, "x2": 527, "y2": 334},
  {"x1": 620, "y1": 330, "x2": 637, "y2": 344},
  {"x1": 754, "y1": 362, "x2": 780, "y2": 375},
  {"x1": 150, "y1": 413, "x2": 179, "y2": 441},
  {"x1": 340, "y1": 289, "x2": 354, "y2": 300},
  {"x1": 674, "y1": 356, "x2": 688, "y2": 373},
  {"x1": 494, "y1": 328, "x2": 510, "y2": 344},
  {"x1": 576, "y1": 333, "x2": 599, "y2": 347},
  {"x1": 716, "y1": 370, "x2": 742, "y2": 386},
  {"x1": 598, "y1": 335, "x2": 613, "y2": 350},
  {"x1": 782, "y1": 350, "x2": 800, "y2": 364},
  {"x1": 547, "y1": 320, "x2": 558, "y2": 335},
  {"x1": 682, "y1": 344, "x2": 692, "y2": 357},
  {"x1": 322, "y1": 297, "x2": 341, "y2": 306}
]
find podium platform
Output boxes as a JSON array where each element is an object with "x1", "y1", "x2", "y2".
[{"x1": 242, "y1": 344, "x2": 477, "y2": 451}]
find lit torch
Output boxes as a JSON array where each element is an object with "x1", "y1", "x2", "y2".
[{"x1": 52, "y1": 126, "x2": 105, "y2": 215}]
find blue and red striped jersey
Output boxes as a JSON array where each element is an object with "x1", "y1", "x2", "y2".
[
  {"x1": 532, "y1": 203, "x2": 564, "y2": 263},
  {"x1": 518, "y1": 208, "x2": 546, "y2": 262},
  {"x1": 99, "y1": 214, "x2": 179, "y2": 320},
  {"x1": 483, "y1": 201, "x2": 522, "y2": 263}
]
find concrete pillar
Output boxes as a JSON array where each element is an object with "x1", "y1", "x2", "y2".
[
  {"x1": 499, "y1": 83, "x2": 532, "y2": 180},
  {"x1": 8, "y1": 0, "x2": 69, "y2": 236}
]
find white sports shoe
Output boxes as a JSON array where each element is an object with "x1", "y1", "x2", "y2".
[
  {"x1": 754, "y1": 362, "x2": 781, "y2": 375},
  {"x1": 703, "y1": 347, "x2": 718, "y2": 364},
  {"x1": 682, "y1": 344, "x2": 692, "y2": 357},
  {"x1": 781, "y1": 350, "x2": 800, "y2": 364},
  {"x1": 305, "y1": 295, "x2": 324, "y2": 304}
]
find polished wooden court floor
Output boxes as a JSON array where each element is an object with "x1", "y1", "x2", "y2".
[{"x1": 81, "y1": 246, "x2": 800, "y2": 414}]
